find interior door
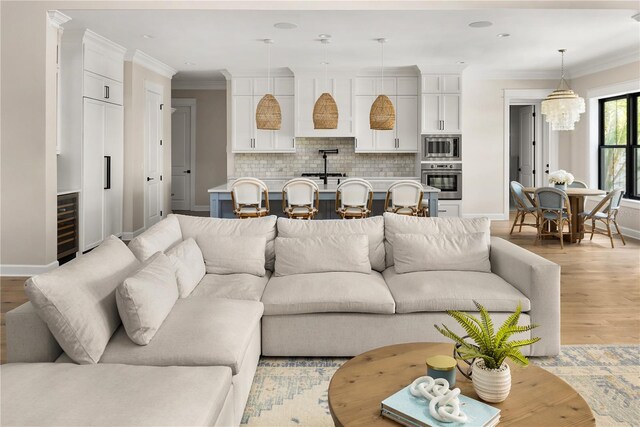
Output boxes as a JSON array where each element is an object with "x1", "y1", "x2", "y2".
[
  {"x1": 145, "y1": 87, "x2": 163, "y2": 228},
  {"x1": 103, "y1": 103, "x2": 123, "y2": 238},
  {"x1": 171, "y1": 105, "x2": 191, "y2": 210},
  {"x1": 518, "y1": 105, "x2": 535, "y2": 187},
  {"x1": 81, "y1": 98, "x2": 105, "y2": 250}
]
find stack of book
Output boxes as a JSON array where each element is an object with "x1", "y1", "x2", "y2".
[{"x1": 381, "y1": 385, "x2": 500, "y2": 427}]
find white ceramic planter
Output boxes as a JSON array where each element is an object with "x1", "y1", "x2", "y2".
[{"x1": 472, "y1": 359, "x2": 511, "y2": 403}]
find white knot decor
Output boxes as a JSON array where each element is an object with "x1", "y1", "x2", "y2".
[{"x1": 409, "y1": 376, "x2": 468, "y2": 424}]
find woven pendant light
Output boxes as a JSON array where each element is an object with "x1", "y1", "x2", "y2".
[
  {"x1": 370, "y1": 38, "x2": 395, "y2": 130},
  {"x1": 313, "y1": 38, "x2": 338, "y2": 129},
  {"x1": 256, "y1": 39, "x2": 281, "y2": 130}
]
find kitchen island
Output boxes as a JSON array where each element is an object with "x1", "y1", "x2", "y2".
[{"x1": 208, "y1": 178, "x2": 440, "y2": 218}]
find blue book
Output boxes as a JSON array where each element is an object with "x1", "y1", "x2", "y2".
[{"x1": 381, "y1": 385, "x2": 501, "y2": 427}]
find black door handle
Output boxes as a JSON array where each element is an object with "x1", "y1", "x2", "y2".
[
  {"x1": 183, "y1": 170, "x2": 191, "y2": 173},
  {"x1": 147, "y1": 177, "x2": 154, "y2": 181}
]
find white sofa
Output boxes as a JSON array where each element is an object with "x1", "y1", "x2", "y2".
[{"x1": 2, "y1": 213, "x2": 560, "y2": 426}]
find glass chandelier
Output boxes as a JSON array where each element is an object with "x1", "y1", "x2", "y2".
[{"x1": 541, "y1": 49, "x2": 585, "y2": 131}]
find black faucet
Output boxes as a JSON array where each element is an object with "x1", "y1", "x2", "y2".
[{"x1": 318, "y1": 149, "x2": 339, "y2": 185}]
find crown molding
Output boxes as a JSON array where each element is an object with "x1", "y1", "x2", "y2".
[
  {"x1": 468, "y1": 68, "x2": 559, "y2": 80},
  {"x1": 569, "y1": 50, "x2": 640, "y2": 79},
  {"x1": 357, "y1": 66, "x2": 420, "y2": 77},
  {"x1": 125, "y1": 49, "x2": 177, "y2": 79},
  {"x1": 172, "y1": 80, "x2": 227, "y2": 90},
  {"x1": 64, "y1": 29, "x2": 127, "y2": 55},
  {"x1": 47, "y1": 10, "x2": 71, "y2": 29},
  {"x1": 221, "y1": 67, "x2": 294, "y2": 78}
]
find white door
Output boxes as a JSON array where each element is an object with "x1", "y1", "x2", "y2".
[
  {"x1": 421, "y1": 94, "x2": 441, "y2": 133},
  {"x1": 81, "y1": 98, "x2": 105, "y2": 250},
  {"x1": 103, "y1": 103, "x2": 123, "y2": 238},
  {"x1": 442, "y1": 94, "x2": 461, "y2": 132},
  {"x1": 355, "y1": 96, "x2": 375, "y2": 152},
  {"x1": 273, "y1": 95, "x2": 295, "y2": 151},
  {"x1": 145, "y1": 86, "x2": 163, "y2": 228},
  {"x1": 171, "y1": 105, "x2": 192, "y2": 210},
  {"x1": 518, "y1": 105, "x2": 535, "y2": 187},
  {"x1": 232, "y1": 96, "x2": 254, "y2": 151},
  {"x1": 396, "y1": 96, "x2": 419, "y2": 152}
]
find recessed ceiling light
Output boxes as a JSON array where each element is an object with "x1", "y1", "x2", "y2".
[
  {"x1": 469, "y1": 21, "x2": 493, "y2": 28},
  {"x1": 142, "y1": 34, "x2": 154, "y2": 39},
  {"x1": 318, "y1": 34, "x2": 332, "y2": 39},
  {"x1": 274, "y1": 22, "x2": 298, "y2": 30},
  {"x1": 184, "y1": 62, "x2": 196, "y2": 65},
  {"x1": 497, "y1": 33, "x2": 511, "y2": 38},
  {"x1": 456, "y1": 61, "x2": 466, "y2": 64}
]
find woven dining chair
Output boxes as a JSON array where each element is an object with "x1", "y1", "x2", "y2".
[
  {"x1": 384, "y1": 180, "x2": 424, "y2": 216},
  {"x1": 230, "y1": 178, "x2": 270, "y2": 219},
  {"x1": 282, "y1": 178, "x2": 320, "y2": 220},
  {"x1": 509, "y1": 181, "x2": 538, "y2": 234},
  {"x1": 335, "y1": 178, "x2": 374, "y2": 219},
  {"x1": 534, "y1": 187, "x2": 572, "y2": 249},
  {"x1": 568, "y1": 180, "x2": 588, "y2": 189},
  {"x1": 579, "y1": 188, "x2": 626, "y2": 248}
]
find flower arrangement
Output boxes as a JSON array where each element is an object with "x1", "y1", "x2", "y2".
[{"x1": 548, "y1": 170, "x2": 575, "y2": 185}]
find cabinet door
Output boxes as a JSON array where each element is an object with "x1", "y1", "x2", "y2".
[
  {"x1": 294, "y1": 77, "x2": 316, "y2": 136},
  {"x1": 103, "y1": 103, "x2": 123, "y2": 238},
  {"x1": 355, "y1": 96, "x2": 375, "y2": 152},
  {"x1": 232, "y1": 96, "x2": 254, "y2": 152},
  {"x1": 422, "y1": 75, "x2": 440, "y2": 93},
  {"x1": 232, "y1": 78, "x2": 253, "y2": 96},
  {"x1": 442, "y1": 94, "x2": 461, "y2": 132},
  {"x1": 273, "y1": 96, "x2": 295, "y2": 151},
  {"x1": 436, "y1": 203, "x2": 460, "y2": 217},
  {"x1": 355, "y1": 77, "x2": 376, "y2": 96},
  {"x1": 373, "y1": 94, "x2": 397, "y2": 151},
  {"x1": 421, "y1": 94, "x2": 441, "y2": 133},
  {"x1": 333, "y1": 78, "x2": 355, "y2": 136},
  {"x1": 81, "y1": 98, "x2": 105, "y2": 250},
  {"x1": 397, "y1": 77, "x2": 419, "y2": 95},
  {"x1": 253, "y1": 96, "x2": 275, "y2": 150},
  {"x1": 441, "y1": 75, "x2": 461, "y2": 93},
  {"x1": 396, "y1": 96, "x2": 419, "y2": 152}
]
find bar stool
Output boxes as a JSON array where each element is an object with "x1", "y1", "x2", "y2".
[
  {"x1": 534, "y1": 187, "x2": 571, "y2": 248},
  {"x1": 230, "y1": 178, "x2": 270, "y2": 219},
  {"x1": 282, "y1": 178, "x2": 319, "y2": 220},
  {"x1": 384, "y1": 180, "x2": 424, "y2": 216},
  {"x1": 335, "y1": 178, "x2": 373, "y2": 219}
]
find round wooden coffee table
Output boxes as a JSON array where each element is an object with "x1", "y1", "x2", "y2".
[{"x1": 328, "y1": 343, "x2": 595, "y2": 426}]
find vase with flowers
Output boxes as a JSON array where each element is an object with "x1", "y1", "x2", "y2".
[{"x1": 548, "y1": 170, "x2": 574, "y2": 190}]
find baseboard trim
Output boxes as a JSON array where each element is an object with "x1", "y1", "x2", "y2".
[
  {"x1": 462, "y1": 213, "x2": 508, "y2": 220},
  {"x1": 592, "y1": 222, "x2": 640, "y2": 240},
  {"x1": 121, "y1": 227, "x2": 145, "y2": 241},
  {"x1": 0, "y1": 261, "x2": 59, "y2": 277},
  {"x1": 191, "y1": 205, "x2": 210, "y2": 212}
]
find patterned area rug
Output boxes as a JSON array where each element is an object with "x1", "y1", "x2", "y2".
[{"x1": 241, "y1": 345, "x2": 639, "y2": 427}]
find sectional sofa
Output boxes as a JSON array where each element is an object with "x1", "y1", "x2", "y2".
[{"x1": 2, "y1": 213, "x2": 560, "y2": 426}]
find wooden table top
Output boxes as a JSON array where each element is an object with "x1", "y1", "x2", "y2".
[
  {"x1": 524, "y1": 187, "x2": 606, "y2": 197},
  {"x1": 328, "y1": 343, "x2": 595, "y2": 427}
]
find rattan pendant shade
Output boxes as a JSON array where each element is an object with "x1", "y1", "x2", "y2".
[
  {"x1": 313, "y1": 93, "x2": 339, "y2": 129},
  {"x1": 256, "y1": 94, "x2": 281, "y2": 130},
  {"x1": 370, "y1": 94, "x2": 395, "y2": 130}
]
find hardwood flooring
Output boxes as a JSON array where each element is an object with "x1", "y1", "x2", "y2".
[{"x1": 2, "y1": 214, "x2": 639, "y2": 363}]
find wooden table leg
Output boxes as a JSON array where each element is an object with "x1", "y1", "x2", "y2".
[{"x1": 569, "y1": 195, "x2": 584, "y2": 243}]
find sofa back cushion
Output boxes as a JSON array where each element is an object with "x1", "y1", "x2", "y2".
[
  {"x1": 165, "y1": 238, "x2": 206, "y2": 298},
  {"x1": 274, "y1": 235, "x2": 371, "y2": 276},
  {"x1": 393, "y1": 233, "x2": 491, "y2": 273},
  {"x1": 116, "y1": 252, "x2": 179, "y2": 345},
  {"x1": 197, "y1": 235, "x2": 267, "y2": 276},
  {"x1": 176, "y1": 215, "x2": 277, "y2": 271},
  {"x1": 276, "y1": 216, "x2": 385, "y2": 272},
  {"x1": 128, "y1": 214, "x2": 183, "y2": 261},
  {"x1": 383, "y1": 213, "x2": 491, "y2": 267},
  {"x1": 24, "y1": 236, "x2": 140, "y2": 364}
]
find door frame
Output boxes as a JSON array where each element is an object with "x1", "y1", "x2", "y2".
[
  {"x1": 143, "y1": 80, "x2": 165, "y2": 230},
  {"x1": 171, "y1": 98, "x2": 197, "y2": 211},
  {"x1": 503, "y1": 89, "x2": 558, "y2": 219}
]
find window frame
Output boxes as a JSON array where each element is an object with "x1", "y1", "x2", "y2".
[{"x1": 598, "y1": 91, "x2": 639, "y2": 200}]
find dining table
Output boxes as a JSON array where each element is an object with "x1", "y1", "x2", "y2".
[{"x1": 524, "y1": 186, "x2": 606, "y2": 243}]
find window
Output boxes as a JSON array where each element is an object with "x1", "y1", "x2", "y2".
[{"x1": 599, "y1": 92, "x2": 639, "y2": 200}]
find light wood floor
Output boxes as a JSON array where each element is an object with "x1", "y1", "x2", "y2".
[{"x1": 2, "y1": 215, "x2": 639, "y2": 363}]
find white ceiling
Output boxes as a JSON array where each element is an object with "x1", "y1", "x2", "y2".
[{"x1": 61, "y1": 7, "x2": 640, "y2": 81}]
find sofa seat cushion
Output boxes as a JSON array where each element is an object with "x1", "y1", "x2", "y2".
[
  {"x1": 1, "y1": 363, "x2": 231, "y2": 426},
  {"x1": 262, "y1": 271, "x2": 395, "y2": 315},
  {"x1": 189, "y1": 271, "x2": 271, "y2": 302},
  {"x1": 100, "y1": 296, "x2": 263, "y2": 374},
  {"x1": 382, "y1": 268, "x2": 530, "y2": 314}
]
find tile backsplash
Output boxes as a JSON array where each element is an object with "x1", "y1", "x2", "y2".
[{"x1": 234, "y1": 138, "x2": 417, "y2": 178}]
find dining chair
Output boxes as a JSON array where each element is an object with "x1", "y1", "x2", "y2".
[
  {"x1": 230, "y1": 177, "x2": 270, "y2": 219},
  {"x1": 282, "y1": 178, "x2": 319, "y2": 220},
  {"x1": 384, "y1": 180, "x2": 424, "y2": 216},
  {"x1": 335, "y1": 178, "x2": 374, "y2": 219},
  {"x1": 509, "y1": 181, "x2": 538, "y2": 234},
  {"x1": 568, "y1": 180, "x2": 588, "y2": 189},
  {"x1": 579, "y1": 188, "x2": 626, "y2": 248},
  {"x1": 534, "y1": 187, "x2": 572, "y2": 249}
]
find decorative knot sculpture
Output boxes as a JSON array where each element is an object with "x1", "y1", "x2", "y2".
[{"x1": 409, "y1": 376, "x2": 468, "y2": 424}]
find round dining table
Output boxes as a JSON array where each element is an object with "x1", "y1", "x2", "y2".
[{"x1": 524, "y1": 187, "x2": 606, "y2": 243}]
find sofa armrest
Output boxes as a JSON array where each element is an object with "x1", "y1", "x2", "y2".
[
  {"x1": 490, "y1": 237, "x2": 560, "y2": 356},
  {"x1": 6, "y1": 302, "x2": 62, "y2": 362}
]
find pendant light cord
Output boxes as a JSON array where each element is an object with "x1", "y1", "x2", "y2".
[
  {"x1": 381, "y1": 40, "x2": 384, "y2": 95},
  {"x1": 267, "y1": 41, "x2": 271, "y2": 93},
  {"x1": 324, "y1": 40, "x2": 328, "y2": 93}
]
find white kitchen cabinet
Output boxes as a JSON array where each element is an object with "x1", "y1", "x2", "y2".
[
  {"x1": 232, "y1": 96, "x2": 254, "y2": 151},
  {"x1": 355, "y1": 76, "x2": 417, "y2": 96},
  {"x1": 354, "y1": 95, "x2": 375, "y2": 151},
  {"x1": 295, "y1": 76, "x2": 355, "y2": 138},
  {"x1": 434, "y1": 201, "x2": 461, "y2": 217},
  {"x1": 355, "y1": 95, "x2": 419, "y2": 153},
  {"x1": 396, "y1": 96, "x2": 419, "y2": 151},
  {"x1": 421, "y1": 93, "x2": 461, "y2": 133},
  {"x1": 232, "y1": 77, "x2": 294, "y2": 96},
  {"x1": 274, "y1": 96, "x2": 295, "y2": 151},
  {"x1": 421, "y1": 74, "x2": 460, "y2": 94},
  {"x1": 83, "y1": 71, "x2": 123, "y2": 106}
]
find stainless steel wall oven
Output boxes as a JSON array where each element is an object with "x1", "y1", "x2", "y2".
[{"x1": 421, "y1": 163, "x2": 462, "y2": 200}]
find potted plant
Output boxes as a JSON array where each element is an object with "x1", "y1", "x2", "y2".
[
  {"x1": 434, "y1": 301, "x2": 540, "y2": 403},
  {"x1": 548, "y1": 169, "x2": 575, "y2": 190}
]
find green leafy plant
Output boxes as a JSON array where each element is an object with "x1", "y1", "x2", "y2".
[{"x1": 434, "y1": 301, "x2": 541, "y2": 370}]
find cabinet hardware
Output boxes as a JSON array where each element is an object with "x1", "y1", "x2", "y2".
[
  {"x1": 183, "y1": 169, "x2": 191, "y2": 174},
  {"x1": 147, "y1": 177, "x2": 154, "y2": 181},
  {"x1": 160, "y1": 175, "x2": 163, "y2": 181},
  {"x1": 355, "y1": 138, "x2": 358, "y2": 148},
  {"x1": 104, "y1": 156, "x2": 111, "y2": 190},
  {"x1": 104, "y1": 85, "x2": 110, "y2": 99},
  {"x1": 160, "y1": 210, "x2": 163, "y2": 216},
  {"x1": 160, "y1": 104, "x2": 164, "y2": 110}
]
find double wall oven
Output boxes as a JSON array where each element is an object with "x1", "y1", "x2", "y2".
[{"x1": 421, "y1": 134, "x2": 462, "y2": 200}]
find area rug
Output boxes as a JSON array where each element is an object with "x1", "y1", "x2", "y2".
[{"x1": 241, "y1": 345, "x2": 639, "y2": 427}]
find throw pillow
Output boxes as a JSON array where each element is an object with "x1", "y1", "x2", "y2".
[
  {"x1": 393, "y1": 232, "x2": 491, "y2": 273},
  {"x1": 116, "y1": 252, "x2": 179, "y2": 345},
  {"x1": 128, "y1": 214, "x2": 183, "y2": 261},
  {"x1": 196, "y1": 235, "x2": 267, "y2": 276},
  {"x1": 274, "y1": 235, "x2": 371, "y2": 276},
  {"x1": 166, "y1": 238, "x2": 206, "y2": 298}
]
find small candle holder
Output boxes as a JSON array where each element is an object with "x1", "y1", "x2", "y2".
[{"x1": 426, "y1": 355, "x2": 457, "y2": 388}]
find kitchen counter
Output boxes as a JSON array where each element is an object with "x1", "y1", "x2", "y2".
[{"x1": 208, "y1": 178, "x2": 439, "y2": 218}]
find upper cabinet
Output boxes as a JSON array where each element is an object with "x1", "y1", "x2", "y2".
[
  {"x1": 421, "y1": 74, "x2": 461, "y2": 134},
  {"x1": 295, "y1": 76, "x2": 355, "y2": 138}
]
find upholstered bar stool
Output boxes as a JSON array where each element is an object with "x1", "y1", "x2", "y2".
[
  {"x1": 335, "y1": 178, "x2": 374, "y2": 219},
  {"x1": 384, "y1": 180, "x2": 424, "y2": 216},
  {"x1": 534, "y1": 187, "x2": 571, "y2": 248},
  {"x1": 282, "y1": 178, "x2": 320, "y2": 220},
  {"x1": 579, "y1": 188, "x2": 626, "y2": 248},
  {"x1": 230, "y1": 178, "x2": 270, "y2": 219}
]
